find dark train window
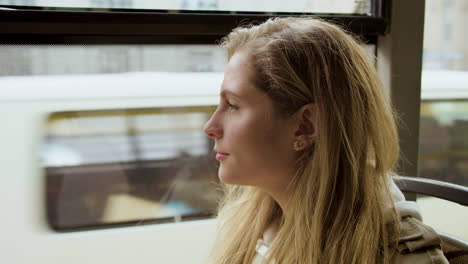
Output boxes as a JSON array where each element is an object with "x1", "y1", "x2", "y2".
[{"x1": 42, "y1": 107, "x2": 220, "y2": 231}]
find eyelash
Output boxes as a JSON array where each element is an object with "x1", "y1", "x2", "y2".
[{"x1": 225, "y1": 100, "x2": 238, "y2": 110}]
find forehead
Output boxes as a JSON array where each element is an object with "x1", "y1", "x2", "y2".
[{"x1": 221, "y1": 51, "x2": 259, "y2": 97}]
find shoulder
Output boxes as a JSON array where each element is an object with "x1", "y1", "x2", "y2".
[{"x1": 392, "y1": 216, "x2": 449, "y2": 264}]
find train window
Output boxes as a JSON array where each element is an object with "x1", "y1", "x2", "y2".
[
  {"x1": 418, "y1": 0, "x2": 468, "y2": 240},
  {"x1": 419, "y1": 99, "x2": 468, "y2": 187},
  {"x1": 0, "y1": 45, "x2": 226, "y2": 77},
  {"x1": 0, "y1": 0, "x2": 372, "y2": 14},
  {"x1": 42, "y1": 107, "x2": 220, "y2": 231},
  {"x1": 419, "y1": 0, "x2": 468, "y2": 187}
]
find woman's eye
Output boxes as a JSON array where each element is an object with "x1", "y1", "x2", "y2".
[{"x1": 226, "y1": 100, "x2": 238, "y2": 110}]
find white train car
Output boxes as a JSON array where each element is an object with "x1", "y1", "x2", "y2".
[{"x1": 0, "y1": 72, "x2": 223, "y2": 264}]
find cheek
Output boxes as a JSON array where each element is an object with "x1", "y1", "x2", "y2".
[
  {"x1": 224, "y1": 116, "x2": 293, "y2": 184},
  {"x1": 236, "y1": 116, "x2": 275, "y2": 154},
  {"x1": 258, "y1": 123, "x2": 294, "y2": 165}
]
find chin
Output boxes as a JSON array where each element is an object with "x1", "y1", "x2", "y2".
[
  {"x1": 218, "y1": 167, "x2": 244, "y2": 185},
  {"x1": 218, "y1": 172, "x2": 236, "y2": 185}
]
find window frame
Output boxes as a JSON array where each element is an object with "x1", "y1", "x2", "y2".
[{"x1": 0, "y1": 1, "x2": 390, "y2": 45}]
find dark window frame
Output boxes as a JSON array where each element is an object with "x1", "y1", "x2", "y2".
[{"x1": 0, "y1": 1, "x2": 390, "y2": 45}]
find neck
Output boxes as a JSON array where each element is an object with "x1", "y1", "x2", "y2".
[{"x1": 264, "y1": 185, "x2": 290, "y2": 213}]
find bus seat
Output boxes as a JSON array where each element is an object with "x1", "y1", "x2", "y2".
[{"x1": 393, "y1": 176, "x2": 468, "y2": 263}]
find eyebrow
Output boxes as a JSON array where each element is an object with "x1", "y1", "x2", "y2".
[{"x1": 220, "y1": 90, "x2": 242, "y2": 99}]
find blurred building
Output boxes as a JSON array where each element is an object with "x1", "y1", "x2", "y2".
[
  {"x1": 0, "y1": 45, "x2": 227, "y2": 76},
  {"x1": 423, "y1": 0, "x2": 468, "y2": 71}
]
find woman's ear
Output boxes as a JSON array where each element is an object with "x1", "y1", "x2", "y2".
[{"x1": 292, "y1": 103, "x2": 319, "y2": 151}]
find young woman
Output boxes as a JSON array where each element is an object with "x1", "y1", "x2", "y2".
[{"x1": 203, "y1": 17, "x2": 448, "y2": 264}]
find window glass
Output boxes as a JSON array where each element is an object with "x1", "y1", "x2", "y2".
[
  {"x1": 419, "y1": 100, "x2": 468, "y2": 186},
  {"x1": 417, "y1": 0, "x2": 468, "y2": 239},
  {"x1": 0, "y1": 45, "x2": 226, "y2": 77},
  {"x1": 423, "y1": 0, "x2": 467, "y2": 71},
  {"x1": 44, "y1": 108, "x2": 220, "y2": 231},
  {"x1": 0, "y1": 0, "x2": 372, "y2": 14},
  {"x1": 419, "y1": 0, "x2": 468, "y2": 187}
]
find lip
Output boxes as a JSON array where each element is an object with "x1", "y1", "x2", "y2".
[{"x1": 215, "y1": 152, "x2": 230, "y2": 161}]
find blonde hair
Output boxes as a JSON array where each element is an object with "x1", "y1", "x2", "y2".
[{"x1": 209, "y1": 17, "x2": 400, "y2": 264}]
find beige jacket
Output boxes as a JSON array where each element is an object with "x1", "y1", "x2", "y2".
[
  {"x1": 252, "y1": 179, "x2": 449, "y2": 264},
  {"x1": 392, "y1": 216, "x2": 448, "y2": 263},
  {"x1": 390, "y1": 178, "x2": 448, "y2": 263}
]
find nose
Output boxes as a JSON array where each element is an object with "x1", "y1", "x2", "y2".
[{"x1": 203, "y1": 110, "x2": 222, "y2": 139}]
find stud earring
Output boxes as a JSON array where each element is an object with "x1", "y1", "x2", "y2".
[{"x1": 293, "y1": 140, "x2": 304, "y2": 148}]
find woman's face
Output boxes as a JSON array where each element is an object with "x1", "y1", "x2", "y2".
[{"x1": 204, "y1": 52, "x2": 297, "y2": 193}]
